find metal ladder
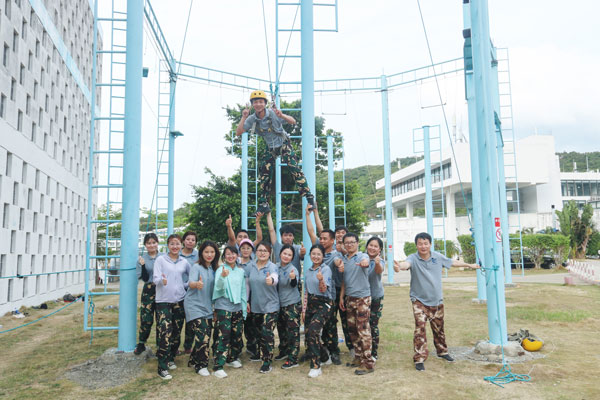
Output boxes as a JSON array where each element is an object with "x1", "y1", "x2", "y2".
[
  {"x1": 332, "y1": 136, "x2": 347, "y2": 227},
  {"x1": 496, "y1": 48, "x2": 524, "y2": 274}
]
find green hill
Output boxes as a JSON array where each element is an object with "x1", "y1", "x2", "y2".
[{"x1": 557, "y1": 151, "x2": 600, "y2": 172}]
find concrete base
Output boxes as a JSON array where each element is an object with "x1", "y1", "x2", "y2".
[
  {"x1": 450, "y1": 341, "x2": 545, "y2": 364},
  {"x1": 505, "y1": 283, "x2": 518, "y2": 288}
]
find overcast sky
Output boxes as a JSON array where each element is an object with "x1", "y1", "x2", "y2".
[{"x1": 98, "y1": 0, "x2": 600, "y2": 210}]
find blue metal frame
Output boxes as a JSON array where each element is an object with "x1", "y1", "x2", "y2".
[{"x1": 380, "y1": 75, "x2": 394, "y2": 284}]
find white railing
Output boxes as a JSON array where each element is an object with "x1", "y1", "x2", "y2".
[{"x1": 567, "y1": 259, "x2": 600, "y2": 285}]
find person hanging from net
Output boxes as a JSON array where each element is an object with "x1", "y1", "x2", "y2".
[{"x1": 236, "y1": 90, "x2": 315, "y2": 215}]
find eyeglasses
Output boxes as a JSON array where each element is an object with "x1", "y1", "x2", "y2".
[{"x1": 343, "y1": 241, "x2": 357, "y2": 245}]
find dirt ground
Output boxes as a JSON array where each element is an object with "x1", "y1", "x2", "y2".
[{"x1": 0, "y1": 278, "x2": 598, "y2": 400}]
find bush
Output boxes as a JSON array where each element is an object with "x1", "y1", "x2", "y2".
[
  {"x1": 586, "y1": 231, "x2": 600, "y2": 257},
  {"x1": 521, "y1": 234, "x2": 555, "y2": 269},
  {"x1": 550, "y1": 234, "x2": 570, "y2": 266},
  {"x1": 404, "y1": 242, "x2": 417, "y2": 257},
  {"x1": 457, "y1": 234, "x2": 476, "y2": 264},
  {"x1": 434, "y1": 239, "x2": 458, "y2": 258}
]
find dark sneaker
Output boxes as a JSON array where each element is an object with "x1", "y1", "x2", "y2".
[
  {"x1": 274, "y1": 352, "x2": 287, "y2": 361},
  {"x1": 415, "y1": 362, "x2": 425, "y2": 371},
  {"x1": 305, "y1": 193, "x2": 316, "y2": 210},
  {"x1": 134, "y1": 343, "x2": 146, "y2": 355},
  {"x1": 259, "y1": 363, "x2": 273, "y2": 374},
  {"x1": 320, "y1": 352, "x2": 330, "y2": 364},
  {"x1": 330, "y1": 353, "x2": 342, "y2": 365},
  {"x1": 250, "y1": 354, "x2": 261, "y2": 362},
  {"x1": 438, "y1": 354, "x2": 455, "y2": 362},
  {"x1": 281, "y1": 360, "x2": 299, "y2": 369},
  {"x1": 255, "y1": 202, "x2": 271, "y2": 216},
  {"x1": 346, "y1": 357, "x2": 361, "y2": 368},
  {"x1": 158, "y1": 369, "x2": 172, "y2": 380},
  {"x1": 354, "y1": 366, "x2": 374, "y2": 375}
]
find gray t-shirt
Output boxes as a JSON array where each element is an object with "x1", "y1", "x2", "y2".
[
  {"x1": 277, "y1": 263, "x2": 302, "y2": 307},
  {"x1": 407, "y1": 251, "x2": 453, "y2": 306},
  {"x1": 243, "y1": 108, "x2": 289, "y2": 149},
  {"x1": 338, "y1": 252, "x2": 370, "y2": 298},
  {"x1": 273, "y1": 241, "x2": 303, "y2": 277},
  {"x1": 184, "y1": 264, "x2": 215, "y2": 321},
  {"x1": 323, "y1": 249, "x2": 342, "y2": 288},
  {"x1": 136, "y1": 252, "x2": 164, "y2": 282},
  {"x1": 305, "y1": 264, "x2": 334, "y2": 300},
  {"x1": 368, "y1": 259, "x2": 384, "y2": 300},
  {"x1": 180, "y1": 249, "x2": 198, "y2": 283},
  {"x1": 247, "y1": 261, "x2": 280, "y2": 314}
]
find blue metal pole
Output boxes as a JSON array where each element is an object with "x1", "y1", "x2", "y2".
[
  {"x1": 118, "y1": 0, "x2": 144, "y2": 351},
  {"x1": 380, "y1": 75, "x2": 394, "y2": 284},
  {"x1": 241, "y1": 132, "x2": 248, "y2": 231},
  {"x1": 276, "y1": 157, "x2": 282, "y2": 243},
  {"x1": 423, "y1": 125, "x2": 434, "y2": 242},
  {"x1": 469, "y1": 0, "x2": 507, "y2": 345},
  {"x1": 327, "y1": 136, "x2": 335, "y2": 230},
  {"x1": 167, "y1": 76, "x2": 176, "y2": 235},
  {"x1": 301, "y1": 0, "x2": 316, "y2": 275},
  {"x1": 463, "y1": 2, "x2": 486, "y2": 302}
]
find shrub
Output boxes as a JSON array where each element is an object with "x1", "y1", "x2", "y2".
[
  {"x1": 403, "y1": 242, "x2": 417, "y2": 257},
  {"x1": 457, "y1": 234, "x2": 476, "y2": 264}
]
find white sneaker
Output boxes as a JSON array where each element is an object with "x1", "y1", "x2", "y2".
[
  {"x1": 323, "y1": 357, "x2": 332, "y2": 365},
  {"x1": 349, "y1": 349, "x2": 355, "y2": 359},
  {"x1": 197, "y1": 368, "x2": 210, "y2": 376},
  {"x1": 308, "y1": 368, "x2": 322, "y2": 378},
  {"x1": 167, "y1": 362, "x2": 177, "y2": 370},
  {"x1": 213, "y1": 369, "x2": 228, "y2": 379},
  {"x1": 226, "y1": 359, "x2": 243, "y2": 368}
]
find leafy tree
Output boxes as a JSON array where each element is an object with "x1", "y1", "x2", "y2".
[
  {"x1": 434, "y1": 240, "x2": 458, "y2": 258},
  {"x1": 521, "y1": 234, "x2": 555, "y2": 269},
  {"x1": 457, "y1": 234, "x2": 476, "y2": 264},
  {"x1": 587, "y1": 231, "x2": 600, "y2": 257},
  {"x1": 556, "y1": 201, "x2": 595, "y2": 258},
  {"x1": 550, "y1": 234, "x2": 570, "y2": 267},
  {"x1": 404, "y1": 242, "x2": 417, "y2": 257}
]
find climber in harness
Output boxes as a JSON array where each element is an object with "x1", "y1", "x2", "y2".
[{"x1": 236, "y1": 90, "x2": 315, "y2": 215}]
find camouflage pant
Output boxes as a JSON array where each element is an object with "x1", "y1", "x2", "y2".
[
  {"x1": 277, "y1": 302, "x2": 301, "y2": 363},
  {"x1": 155, "y1": 301, "x2": 185, "y2": 371},
  {"x1": 412, "y1": 300, "x2": 448, "y2": 363},
  {"x1": 183, "y1": 319, "x2": 194, "y2": 351},
  {"x1": 250, "y1": 312, "x2": 278, "y2": 365},
  {"x1": 370, "y1": 296, "x2": 384, "y2": 358},
  {"x1": 336, "y1": 287, "x2": 353, "y2": 351},
  {"x1": 138, "y1": 282, "x2": 158, "y2": 346},
  {"x1": 213, "y1": 310, "x2": 244, "y2": 370},
  {"x1": 258, "y1": 141, "x2": 310, "y2": 204},
  {"x1": 346, "y1": 296, "x2": 374, "y2": 369},
  {"x1": 244, "y1": 312, "x2": 258, "y2": 357},
  {"x1": 306, "y1": 295, "x2": 333, "y2": 369},
  {"x1": 188, "y1": 317, "x2": 213, "y2": 371}
]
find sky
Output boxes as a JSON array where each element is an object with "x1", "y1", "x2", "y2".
[{"x1": 97, "y1": 0, "x2": 600, "y2": 211}]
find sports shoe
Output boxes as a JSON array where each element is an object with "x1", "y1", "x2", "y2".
[
  {"x1": 438, "y1": 354, "x2": 455, "y2": 362},
  {"x1": 250, "y1": 354, "x2": 261, "y2": 362},
  {"x1": 415, "y1": 362, "x2": 425, "y2": 371},
  {"x1": 197, "y1": 367, "x2": 210, "y2": 376},
  {"x1": 213, "y1": 369, "x2": 228, "y2": 379},
  {"x1": 134, "y1": 343, "x2": 146, "y2": 355},
  {"x1": 274, "y1": 352, "x2": 287, "y2": 361},
  {"x1": 259, "y1": 364, "x2": 273, "y2": 374},
  {"x1": 354, "y1": 366, "x2": 374, "y2": 375},
  {"x1": 305, "y1": 193, "x2": 316, "y2": 210},
  {"x1": 281, "y1": 360, "x2": 299, "y2": 369},
  {"x1": 226, "y1": 359, "x2": 243, "y2": 368},
  {"x1": 346, "y1": 357, "x2": 361, "y2": 368},
  {"x1": 322, "y1": 357, "x2": 332, "y2": 366},
  {"x1": 330, "y1": 353, "x2": 342, "y2": 365},
  {"x1": 158, "y1": 369, "x2": 172, "y2": 380},
  {"x1": 255, "y1": 202, "x2": 271, "y2": 216},
  {"x1": 308, "y1": 367, "x2": 322, "y2": 378},
  {"x1": 167, "y1": 362, "x2": 177, "y2": 370}
]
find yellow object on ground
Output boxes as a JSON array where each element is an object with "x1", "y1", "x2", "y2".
[{"x1": 522, "y1": 338, "x2": 543, "y2": 352}]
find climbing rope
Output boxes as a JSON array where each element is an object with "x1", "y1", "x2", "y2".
[
  {"x1": 0, "y1": 296, "x2": 82, "y2": 335},
  {"x1": 89, "y1": 297, "x2": 95, "y2": 345}
]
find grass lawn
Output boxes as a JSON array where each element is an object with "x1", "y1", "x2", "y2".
[{"x1": 0, "y1": 280, "x2": 598, "y2": 400}]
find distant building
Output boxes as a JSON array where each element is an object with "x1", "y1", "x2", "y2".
[
  {"x1": 0, "y1": 0, "x2": 101, "y2": 315},
  {"x1": 364, "y1": 135, "x2": 600, "y2": 258}
]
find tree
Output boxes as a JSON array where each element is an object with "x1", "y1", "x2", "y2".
[
  {"x1": 521, "y1": 234, "x2": 554, "y2": 269},
  {"x1": 457, "y1": 234, "x2": 476, "y2": 264},
  {"x1": 556, "y1": 201, "x2": 595, "y2": 258},
  {"x1": 550, "y1": 234, "x2": 570, "y2": 267},
  {"x1": 404, "y1": 242, "x2": 417, "y2": 257}
]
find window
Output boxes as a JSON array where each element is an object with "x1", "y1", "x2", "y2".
[
  {"x1": 583, "y1": 182, "x2": 591, "y2": 196},
  {"x1": 45, "y1": 94, "x2": 49, "y2": 111},
  {"x1": 12, "y1": 30, "x2": 18, "y2": 53},
  {"x1": 25, "y1": 94, "x2": 30, "y2": 115},
  {"x1": 3, "y1": 43, "x2": 9, "y2": 67},
  {"x1": 0, "y1": 94, "x2": 6, "y2": 118},
  {"x1": 33, "y1": 81, "x2": 38, "y2": 100},
  {"x1": 28, "y1": 51, "x2": 32, "y2": 70},
  {"x1": 576, "y1": 182, "x2": 583, "y2": 196},
  {"x1": 10, "y1": 78, "x2": 16, "y2": 100},
  {"x1": 22, "y1": 18, "x2": 27, "y2": 40},
  {"x1": 35, "y1": 40, "x2": 40, "y2": 57},
  {"x1": 20, "y1": 63, "x2": 25, "y2": 84},
  {"x1": 5, "y1": 0, "x2": 11, "y2": 18},
  {"x1": 31, "y1": 122, "x2": 36, "y2": 142},
  {"x1": 2, "y1": 203, "x2": 9, "y2": 228},
  {"x1": 19, "y1": 208, "x2": 24, "y2": 229}
]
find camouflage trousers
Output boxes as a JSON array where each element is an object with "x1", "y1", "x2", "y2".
[
  {"x1": 183, "y1": 319, "x2": 194, "y2": 351},
  {"x1": 188, "y1": 317, "x2": 213, "y2": 371},
  {"x1": 346, "y1": 296, "x2": 374, "y2": 369},
  {"x1": 370, "y1": 296, "x2": 384, "y2": 359},
  {"x1": 277, "y1": 302, "x2": 302, "y2": 363},
  {"x1": 412, "y1": 300, "x2": 448, "y2": 363},
  {"x1": 249, "y1": 312, "x2": 278, "y2": 365},
  {"x1": 336, "y1": 287, "x2": 353, "y2": 351},
  {"x1": 244, "y1": 312, "x2": 259, "y2": 357},
  {"x1": 213, "y1": 310, "x2": 244, "y2": 371},
  {"x1": 138, "y1": 282, "x2": 158, "y2": 346},
  {"x1": 258, "y1": 141, "x2": 310, "y2": 204},
  {"x1": 155, "y1": 301, "x2": 186, "y2": 371},
  {"x1": 306, "y1": 294, "x2": 333, "y2": 369}
]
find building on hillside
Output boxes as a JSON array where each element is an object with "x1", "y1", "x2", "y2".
[
  {"x1": 0, "y1": 0, "x2": 101, "y2": 316},
  {"x1": 363, "y1": 135, "x2": 600, "y2": 258}
]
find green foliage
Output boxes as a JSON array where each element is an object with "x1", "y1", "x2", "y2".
[
  {"x1": 403, "y1": 242, "x2": 417, "y2": 257},
  {"x1": 521, "y1": 234, "x2": 555, "y2": 269},
  {"x1": 587, "y1": 231, "x2": 600, "y2": 257},
  {"x1": 556, "y1": 201, "x2": 595, "y2": 258},
  {"x1": 550, "y1": 234, "x2": 570, "y2": 266},
  {"x1": 434, "y1": 240, "x2": 458, "y2": 258},
  {"x1": 457, "y1": 234, "x2": 476, "y2": 264},
  {"x1": 557, "y1": 151, "x2": 600, "y2": 172},
  {"x1": 314, "y1": 180, "x2": 367, "y2": 234}
]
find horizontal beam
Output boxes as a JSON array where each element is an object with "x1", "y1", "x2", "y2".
[{"x1": 143, "y1": 0, "x2": 175, "y2": 72}]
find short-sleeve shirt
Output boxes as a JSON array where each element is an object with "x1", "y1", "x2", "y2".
[
  {"x1": 277, "y1": 264, "x2": 302, "y2": 307},
  {"x1": 305, "y1": 264, "x2": 334, "y2": 300},
  {"x1": 243, "y1": 108, "x2": 289, "y2": 149},
  {"x1": 247, "y1": 261, "x2": 280, "y2": 314},
  {"x1": 180, "y1": 249, "x2": 198, "y2": 283},
  {"x1": 338, "y1": 252, "x2": 370, "y2": 298},
  {"x1": 323, "y1": 249, "x2": 342, "y2": 288},
  {"x1": 136, "y1": 252, "x2": 164, "y2": 282},
  {"x1": 184, "y1": 265, "x2": 215, "y2": 321},
  {"x1": 368, "y1": 259, "x2": 385, "y2": 300},
  {"x1": 407, "y1": 251, "x2": 453, "y2": 306},
  {"x1": 273, "y1": 241, "x2": 303, "y2": 277}
]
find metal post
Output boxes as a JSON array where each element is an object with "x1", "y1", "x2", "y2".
[
  {"x1": 276, "y1": 157, "x2": 282, "y2": 243},
  {"x1": 241, "y1": 132, "x2": 249, "y2": 230},
  {"x1": 301, "y1": 0, "x2": 316, "y2": 275},
  {"x1": 463, "y1": 0, "x2": 487, "y2": 302},
  {"x1": 167, "y1": 75, "x2": 176, "y2": 235},
  {"x1": 423, "y1": 126, "x2": 434, "y2": 241},
  {"x1": 380, "y1": 75, "x2": 394, "y2": 284},
  {"x1": 327, "y1": 136, "x2": 335, "y2": 230},
  {"x1": 469, "y1": 0, "x2": 507, "y2": 345},
  {"x1": 118, "y1": 0, "x2": 144, "y2": 351}
]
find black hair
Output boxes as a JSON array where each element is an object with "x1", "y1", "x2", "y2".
[
  {"x1": 309, "y1": 243, "x2": 325, "y2": 257},
  {"x1": 414, "y1": 232, "x2": 432, "y2": 244},
  {"x1": 256, "y1": 241, "x2": 272, "y2": 255},
  {"x1": 335, "y1": 225, "x2": 348, "y2": 234},
  {"x1": 236, "y1": 229, "x2": 249, "y2": 237},
  {"x1": 198, "y1": 240, "x2": 221, "y2": 271},
  {"x1": 221, "y1": 245, "x2": 239, "y2": 261},
  {"x1": 182, "y1": 231, "x2": 197, "y2": 242},
  {"x1": 366, "y1": 236, "x2": 383, "y2": 253},
  {"x1": 143, "y1": 232, "x2": 159, "y2": 245},
  {"x1": 279, "y1": 225, "x2": 295, "y2": 236},
  {"x1": 166, "y1": 234, "x2": 182, "y2": 245},
  {"x1": 319, "y1": 229, "x2": 335, "y2": 240},
  {"x1": 342, "y1": 232, "x2": 359, "y2": 244},
  {"x1": 279, "y1": 243, "x2": 296, "y2": 260}
]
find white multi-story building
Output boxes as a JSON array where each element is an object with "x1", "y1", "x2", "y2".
[
  {"x1": 364, "y1": 135, "x2": 600, "y2": 258},
  {"x1": 0, "y1": 0, "x2": 100, "y2": 316}
]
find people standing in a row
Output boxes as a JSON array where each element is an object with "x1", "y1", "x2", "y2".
[{"x1": 180, "y1": 231, "x2": 199, "y2": 355}]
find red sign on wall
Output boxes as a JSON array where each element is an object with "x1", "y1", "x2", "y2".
[{"x1": 495, "y1": 217, "x2": 500, "y2": 227}]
